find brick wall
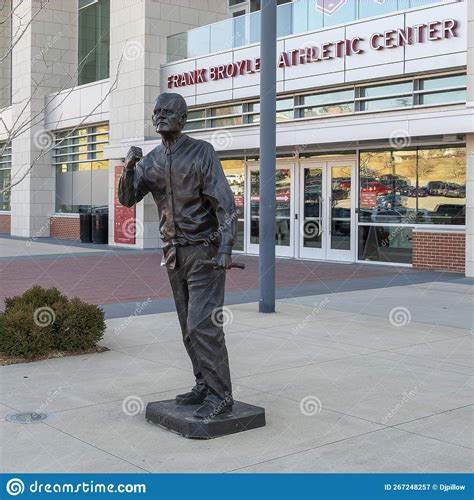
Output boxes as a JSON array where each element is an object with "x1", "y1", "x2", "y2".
[
  {"x1": 49, "y1": 216, "x2": 80, "y2": 241},
  {"x1": 0, "y1": 214, "x2": 10, "y2": 233},
  {"x1": 413, "y1": 231, "x2": 465, "y2": 273}
]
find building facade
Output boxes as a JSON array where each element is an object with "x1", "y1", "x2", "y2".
[{"x1": 0, "y1": 0, "x2": 473, "y2": 276}]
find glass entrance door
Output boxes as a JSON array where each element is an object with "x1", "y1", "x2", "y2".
[
  {"x1": 247, "y1": 163, "x2": 294, "y2": 257},
  {"x1": 299, "y1": 160, "x2": 356, "y2": 261}
]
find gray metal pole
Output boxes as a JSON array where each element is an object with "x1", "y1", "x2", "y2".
[{"x1": 259, "y1": 0, "x2": 277, "y2": 313}]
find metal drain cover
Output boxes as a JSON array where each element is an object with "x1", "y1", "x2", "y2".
[{"x1": 6, "y1": 412, "x2": 49, "y2": 424}]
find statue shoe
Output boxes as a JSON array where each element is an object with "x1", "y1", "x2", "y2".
[
  {"x1": 192, "y1": 393, "x2": 233, "y2": 420},
  {"x1": 175, "y1": 384, "x2": 208, "y2": 405}
]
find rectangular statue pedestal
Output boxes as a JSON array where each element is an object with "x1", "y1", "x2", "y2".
[{"x1": 145, "y1": 399, "x2": 266, "y2": 439}]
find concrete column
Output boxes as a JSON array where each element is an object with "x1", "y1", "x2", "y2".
[
  {"x1": 0, "y1": 1, "x2": 12, "y2": 108},
  {"x1": 466, "y1": 0, "x2": 474, "y2": 277},
  {"x1": 108, "y1": 0, "x2": 228, "y2": 248},
  {"x1": 10, "y1": 0, "x2": 78, "y2": 238}
]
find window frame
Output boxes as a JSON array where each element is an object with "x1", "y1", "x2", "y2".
[{"x1": 182, "y1": 71, "x2": 467, "y2": 133}]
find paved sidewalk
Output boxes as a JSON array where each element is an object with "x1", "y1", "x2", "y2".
[
  {"x1": 1, "y1": 281, "x2": 472, "y2": 473},
  {"x1": 0, "y1": 235, "x2": 468, "y2": 311}
]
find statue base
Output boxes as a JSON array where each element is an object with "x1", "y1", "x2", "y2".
[{"x1": 145, "y1": 399, "x2": 266, "y2": 439}]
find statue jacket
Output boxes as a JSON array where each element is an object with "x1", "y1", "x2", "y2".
[{"x1": 118, "y1": 134, "x2": 237, "y2": 254}]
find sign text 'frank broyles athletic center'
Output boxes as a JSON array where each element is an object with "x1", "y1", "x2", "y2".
[{"x1": 167, "y1": 18, "x2": 458, "y2": 88}]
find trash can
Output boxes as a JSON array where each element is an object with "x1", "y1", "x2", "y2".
[
  {"x1": 92, "y1": 207, "x2": 108, "y2": 244},
  {"x1": 79, "y1": 207, "x2": 92, "y2": 243}
]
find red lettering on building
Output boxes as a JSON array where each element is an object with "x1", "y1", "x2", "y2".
[{"x1": 165, "y1": 18, "x2": 460, "y2": 87}]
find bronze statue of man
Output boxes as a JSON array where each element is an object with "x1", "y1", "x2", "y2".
[{"x1": 118, "y1": 93, "x2": 237, "y2": 420}]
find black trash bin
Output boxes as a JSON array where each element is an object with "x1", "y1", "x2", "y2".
[
  {"x1": 92, "y1": 207, "x2": 109, "y2": 244},
  {"x1": 79, "y1": 207, "x2": 92, "y2": 243}
]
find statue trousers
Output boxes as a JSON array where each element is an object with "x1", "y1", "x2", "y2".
[{"x1": 166, "y1": 243, "x2": 233, "y2": 401}]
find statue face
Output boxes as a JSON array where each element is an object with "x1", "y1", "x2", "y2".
[{"x1": 152, "y1": 95, "x2": 187, "y2": 134}]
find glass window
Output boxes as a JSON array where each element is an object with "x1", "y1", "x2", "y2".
[
  {"x1": 233, "y1": 15, "x2": 249, "y2": 47},
  {"x1": 359, "y1": 147, "x2": 466, "y2": 229},
  {"x1": 276, "y1": 98, "x2": 293, "y2": 110},
  {"x1": 78, "y1": 0, "x2": 110, "y2": 85},
  {"x1": 0, "y1": 143, "x2": 11, "y2": 211},
  {"x1": 358, "y1": 226, "x2": 413, "y2": 264},
  {"x1": 185, "y1": 109, "x2": 207, "y2": 131},
  {"x1": 419, "y1": 90, "x2": 466, "y2": 106},
  {"x1": 211, "y1": 105, "x2": 242, "y2": 117},
  {"x1": 250, "y1": 168, "x2": 291, "y2": 247},
  {"x1": 210, "y1": 18, "x2": 233, "y2": 53},
  {"x1": 301, "y1": 89, "x2": 354, "y2": 106},
  {"x1": 418, "y1": 74, "x2": 467, "y2": 106},
  {"x1": 167, "y1": 32, "x2": 188, "y2": 63},
  {"x1": 277, "y1": 1, "x2": 293, "y2": 37},
  {"x1": 360, "y1": 81, "x2": 413, "y2": 111},
  {"x1": 210, "y1": 116, "x2": 243, "y2": 128},
  {"x1": 409, "y1": 0, "x2": 440, "y2": 8},
  {"x1": 302, "y1": 103, "x2": 354, "y2": 117},
  {"x1": 359, "y1": 150, "x2": 417, "y2": 224},
  {"x1": 420, "y1": 74, "x2": 467, "y2": 91},
  {"x1": 221, "y1": 159, "x2": 245, "y2": 251},
  {"x1": 307, "y1": 1, "x2": 324, "y2": 31},
  {"x1": 276, "y1": 110, "x2": 293, "y2": 122},
  {"x1": 292, "y1": 0, "x2": 309, "y2": 33},
  {"x1": 361, "y1": 82, "x2": 412, "y2": 98},
  {"x1": 247, "y1": 102, "x2": 260, "y2": 113},
  {"x1": 322, "y1": 0, "x2": 356, "y2": 27},
  {"x1": 0, "y1": 0, "x2": 12, "y2": 107},
  {"x1": 184, "y1": 120, "x2": 206, "y2": 131},
  {"x1": 358, "y1": 0, "x2": 399, "y2": 18},
  {"x1": 249, "y1": 9, "x2": 261, "y2": 44},
  {"x1": 276, "y1": 99, "x2": 294, "y2": 121},
  {"x1": 417, "y1": 147, "x2": 466, "y2": 225},
  {"x1": 54, "y1": 124, "x2": 109, "y2": 213},
  {"x1": 361, "y1": 97, "x2": 413, "y2": 111}
]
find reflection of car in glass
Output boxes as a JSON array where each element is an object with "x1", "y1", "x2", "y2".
[
  {"x1": 408, "y1": 187, "x2": 429, "y2": 197},
  {"x1": 304, "y1": 184, "x2": 322, "y2": 198},
  {"x1": 361, "y1": 182, "x2": 390, "y2": 195},
  {"x1": 226, "y1": 174, "x2": 243, "y2": 186},
  {"x1": 433, "y1": 204, "x2": 465, "y2": 224},
  {"x1": 304, "y1": 200, "x2": 321, "y2": 218},
  {"x1": 377, "y1": 193, "x2": 406, "y2": 209},
  {"x1": 332, "y1": 188, "x2": 348, "y2": 201},
  {"x1": 371, "y1": 208, "x2": 410, "y2": 223},
  {"x1": 380, "y1": 175, "x2": 410, "y2": 192},
  {"x1": 444, "y1": 184, "x2": 466, "y2": 198},
  {"x1": 427, "y1": 181, "x2": 446, "y2": 196},
  {"x1": 332, "y1": 208, "x2": 351, "y2": 235}
]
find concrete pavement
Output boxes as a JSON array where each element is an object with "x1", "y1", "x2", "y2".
[{"x1": 1, "y1": 280, "x2": 472, "y2": 473}]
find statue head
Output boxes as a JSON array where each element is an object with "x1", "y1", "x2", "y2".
[{"x1": 152, "y1": 92, "x2": 188, "y2": 135}]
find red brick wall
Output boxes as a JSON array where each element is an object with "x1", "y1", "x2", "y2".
[
  {"x1": 49, "y1": 216, "x2": 80, "y2": 241},
  {"x1": 0, "y1": 214, "x2": 10, "y2": 233},
  {"x1": 413, "y1": 231, "x2": 465, "y2": 273}
]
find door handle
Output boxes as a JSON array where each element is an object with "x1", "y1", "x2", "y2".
[{"x1": 317, "y1": 195, "x2": 323, "y2": 234}]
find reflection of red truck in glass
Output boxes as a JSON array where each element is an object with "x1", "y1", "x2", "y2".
[{"x1": 360, "y1": 181, "x2": 390, "y2": 195}]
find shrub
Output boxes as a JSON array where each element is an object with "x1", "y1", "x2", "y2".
[
  {"x1": 0, "y1": 308, "x2": 53, "y2": 359},
  {"x1": 4, "y1": 285, "x2": 67, "y2": 313},
  {"x1": 0, "y1": 286, "x2": 105, "y2": 359},
  {"x1": 54, "y1": 298, "x2": 106, "y2": 352}
]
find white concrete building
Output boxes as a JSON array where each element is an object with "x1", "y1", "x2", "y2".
[{"x1": 0, "y1": 0, "x2": 473, "y2": 275}]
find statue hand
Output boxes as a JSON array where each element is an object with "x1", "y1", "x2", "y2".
[
  {"x1": 215, "y1": 252, "x2": 232, "y2": 270},
  {"x1": 125, "y1": 146, "x2": 143, "y2": 171}
]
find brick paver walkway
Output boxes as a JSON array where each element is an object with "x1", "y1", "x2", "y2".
[{"x1": 1, "y1": 249, "x2": 419, "y2": 307}]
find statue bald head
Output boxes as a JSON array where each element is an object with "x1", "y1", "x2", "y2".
[{"x1": 152, "y1": 93, "x2": 188, "y2": 135}]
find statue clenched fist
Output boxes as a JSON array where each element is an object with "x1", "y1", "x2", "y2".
[{"x1": 124, "y1": 146, "x2": 143, "y2": 171}]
